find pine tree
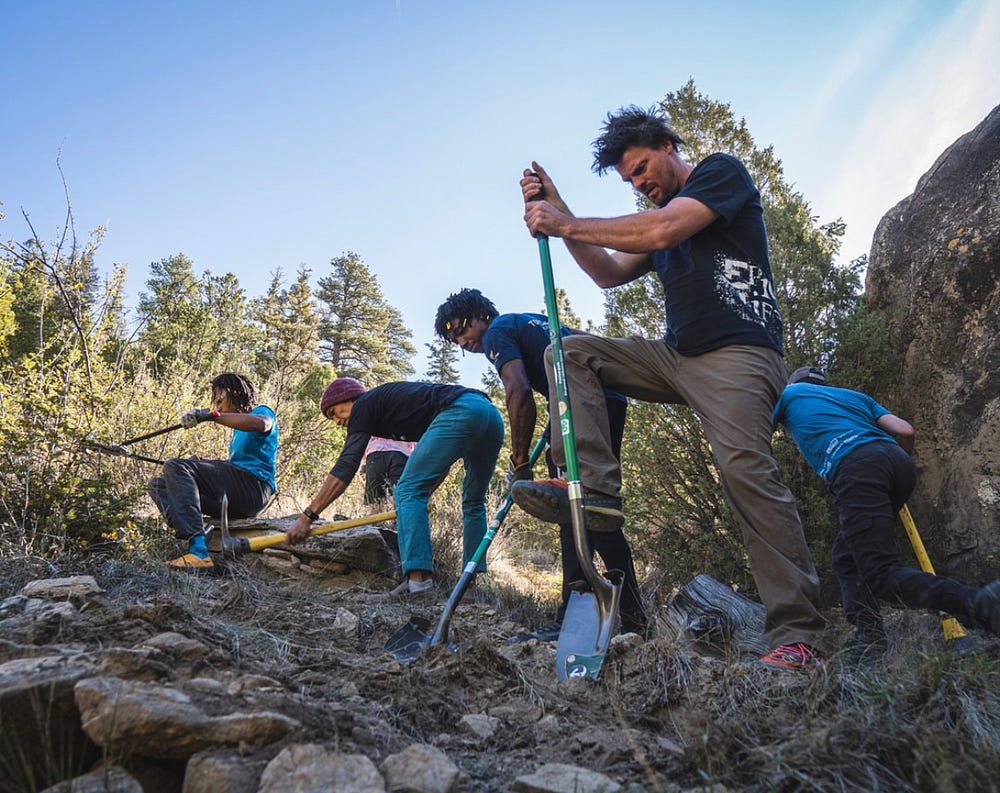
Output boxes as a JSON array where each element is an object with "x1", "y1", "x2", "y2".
[
  {"x1": 255, "y1": 267, "x2": 322, "y2": 389},
  {"x1": 135, "y1": 253, "x2": 263, "y2": 377},
  {"x1": 315, "y1": 251, "x2": 415, "y2": 384},
  {"x1": 253, "y1": 266, "x2": 340, "y2": 494},
  {"x1": 423, "y1": 337, "x2": 460, "y2": 384}
]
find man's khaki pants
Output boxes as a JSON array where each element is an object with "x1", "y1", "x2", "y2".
[{"x1": 545, "y1": 336, "x2": 827, "y2": 651}]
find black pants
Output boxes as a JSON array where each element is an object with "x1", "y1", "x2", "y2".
[
  {"x1": 148, "y1": 457, "x2": 273, "y2": 541},
  {"x1": 364, "y1": 451, "x2": 409, "y2": 505},
  {"x1": 830, "y1": 442, "x2": 975, "y2": 630},
  {"x1": 552, "y1": 397, "x2": 647, "y2": 631}
]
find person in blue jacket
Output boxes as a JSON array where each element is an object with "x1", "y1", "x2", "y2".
[
  {"x1": 149, "y1": 373, "x2": 277, "y2": 569},
  {"x1": 774, "y1": 366, "x2": 1000, "y2": 654},
  {"x1": 434, "y1": 288, "x2": 650, "y2": 640}
]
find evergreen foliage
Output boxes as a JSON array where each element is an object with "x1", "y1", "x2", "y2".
[
  {"x1": 136, "y1": 254, "x2": 265, "y2": 377},
  {"x1": 423, "y1": 337, "x2": 460, "y2": 384},
  {"x1": 315, "y1": 251, "x2": 415, "y2": 384}
]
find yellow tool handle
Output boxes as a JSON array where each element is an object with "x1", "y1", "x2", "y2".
[
  {"x1": 245, "y1": 511, "x2": 396, "y2": 553},
  {"x1": 899, "y1": 504, "x2": 967, "y2": 640}
]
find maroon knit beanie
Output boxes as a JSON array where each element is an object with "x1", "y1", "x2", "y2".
[{"x1": 320, "y1": 377, "x2": 366, "y2": 415}]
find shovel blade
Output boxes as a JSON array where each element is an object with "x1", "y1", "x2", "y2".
[
  {"x1": 383, "y1": 616, "x2": 432, "y2": 663},
  {"x1": 556, "y1": 573, "x2": 622, "y2": 681}
]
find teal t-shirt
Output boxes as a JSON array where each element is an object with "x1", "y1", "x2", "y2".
[
  {"x1": 229, "y1": 405, "x2": 277, "y2": 492},
  {"x1": 773, "y1": 383, "x2": 893, "y2": 480}
]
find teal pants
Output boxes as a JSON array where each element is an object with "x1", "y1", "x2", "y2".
[{"x1": 393, "y1": 393, "x2": 504, "y2": 576}]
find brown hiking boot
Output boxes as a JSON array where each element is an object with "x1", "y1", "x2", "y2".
[{"x1": 512, "y1": 479, "x2": 624, "y2": 532}]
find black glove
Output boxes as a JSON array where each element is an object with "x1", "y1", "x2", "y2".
[
  {"x1": 506, "y1": 460, "x2": 534, "y2": 487},
  {"x1": 180, "y1": 408, "x2": 215, "y2": 429}
]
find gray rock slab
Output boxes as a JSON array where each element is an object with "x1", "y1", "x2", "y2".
[
  {"x1": 513, "y1": 763, "x2": 621, "y2": 793},
  {"x1": 74, "y1": 676, "x2": 299, "y2": 759}
]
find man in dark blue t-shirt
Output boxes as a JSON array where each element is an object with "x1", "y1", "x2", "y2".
[
  {"x1": 775, "y1": 366, "x2": 1000, "y2": 652},
  {"x1": 434, "y1": 288, "x2": 649, "y2": 639},
  {"x1": 514, "y1": 105, "x2": 826, "y2": 671}
]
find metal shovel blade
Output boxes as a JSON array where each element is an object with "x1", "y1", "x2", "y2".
[
  {"x1": 556, "y1": 570, "x2": 623, "y2": 681},
  {"x1": 382, "y1": 574, "x2": 473, "y2": 664},
  {"x1": 383, "y1": 616, "x2": 432, "y2": 662}
]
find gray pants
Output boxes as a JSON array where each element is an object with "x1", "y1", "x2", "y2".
[
  {"x1": 545, "y1": 335, "x2": 827, "y2": 650},
  {"x1": 149, "y1": 457, "x2": 272, "y2": 541}
]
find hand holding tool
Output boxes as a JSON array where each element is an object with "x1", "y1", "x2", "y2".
[
  {"x1": 530, "y1": 178, "x2": 621, "y2": 681},
  {"x1": 180, "y1": 409, "x2": 215, "y2": 428}
]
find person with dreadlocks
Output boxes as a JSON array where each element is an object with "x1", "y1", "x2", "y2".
[
  {"x1": 434, "y1": 288, "x2": 650, "y2": 640},
  {"x1": 149, "y1": 373, "x2": 277, "y2": 569},
  {"x1": 515, "y1": 105, "x2": 828, "y2": 671}
]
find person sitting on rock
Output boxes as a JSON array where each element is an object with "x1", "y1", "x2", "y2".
[
  {"x1": 149, "y1": 373, "x2": 277, "y2": 570},
  {"x1": 285, "y1": 377, "x2": 504, "y2": 600},
  {"x1": 773, "y1": 366, "x2": 1000, "y2": 658}
]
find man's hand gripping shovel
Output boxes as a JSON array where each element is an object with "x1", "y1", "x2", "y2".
[
  {"x1": 383, "y1": 435, "x2": 547, "y2": 662},
  {"x1": 529, "y1": 181, "x2": 622, "y2": 680}
]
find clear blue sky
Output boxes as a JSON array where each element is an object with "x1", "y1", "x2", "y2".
[{"x1": 3, "y1": 0, "x2": 997, "y2": 385}]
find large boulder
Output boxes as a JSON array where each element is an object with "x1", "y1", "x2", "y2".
[
  {"x1": 866, "y1": 104, "x2": 1000, "y2": 580},
  {"x1": 74, "y1": 676, "x2": 299, "y2": 760}
]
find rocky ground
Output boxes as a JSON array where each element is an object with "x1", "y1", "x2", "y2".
[{"x1": 2, "y1": 518, "x2": 999, "y2": 793}]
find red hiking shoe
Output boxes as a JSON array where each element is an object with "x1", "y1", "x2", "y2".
[{"x1": 758, "y1": 642, "x2": 822, "y2": 671}]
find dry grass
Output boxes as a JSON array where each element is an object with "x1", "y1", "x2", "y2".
[{"x1": 2, "y1": 490, "x2": 999, "y2": 792}]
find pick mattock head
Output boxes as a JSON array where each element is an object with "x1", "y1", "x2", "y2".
[{"x1": 218, "y1": 493, "x2": 252, "y2": 560}]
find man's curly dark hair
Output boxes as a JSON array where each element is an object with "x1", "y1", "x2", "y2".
[
  {"x1": 592, "y1": 105, "x2": 687, "y2": 175},
  {"x1": 211, "y1": 373, "x2": 258, "y2": 413},
  {"x1": 434, "y1": 288, "x2": 499, "y2": 342}
]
